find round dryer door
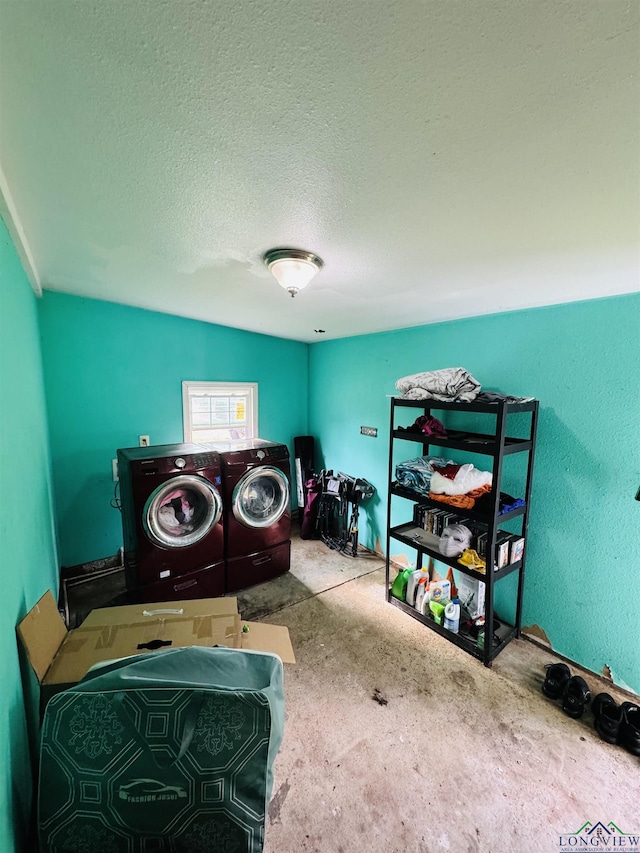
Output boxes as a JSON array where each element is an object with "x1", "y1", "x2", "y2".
[
  {"x1": 143, "y1": 474, "x2": 223, "y2": 549},
  {"x1": 232, "y1": 466, "x2": 290, "y2": 529}
]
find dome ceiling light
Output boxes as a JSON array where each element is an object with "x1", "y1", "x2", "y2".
[{"x1": 264, "y1": 248, "x2": 323, "y2": 298}]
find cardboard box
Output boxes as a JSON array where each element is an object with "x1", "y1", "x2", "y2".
[
  {"x1": 456, "y1": 574, "x2": 485, "y2": 621},
  {"x1": 18, "y1": 591, "x2": 295, "y2": 710}
]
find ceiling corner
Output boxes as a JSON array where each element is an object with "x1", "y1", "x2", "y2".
[{"x1": 0, "y1": 165, "x2": 42, "y2": 296}]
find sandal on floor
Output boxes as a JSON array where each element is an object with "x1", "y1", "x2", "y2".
[
  {"x1": 592, "y1": 693, "x2": 623, "y2": 744},
  {"x1": 620, "y1": 703, "x2": 640, "y2": 756},
  {"x1": 562, "y1": 675, "x2": 591, "y2": 718},
  {"x1": 542, "y1": 663, "x2": 571, "y2": 699}
]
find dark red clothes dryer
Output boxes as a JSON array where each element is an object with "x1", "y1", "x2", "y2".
[
  {"x1": 208, "y1": 439, "x2": 291, "y2": 592},
  {"x1": 117, "y1": 444, "x2": 225, "y2": 602}
]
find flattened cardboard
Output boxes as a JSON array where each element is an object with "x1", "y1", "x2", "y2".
[
  {"x1": 80, "y1": 596, "x2": 238, "y2": 628},
  {"x1": 239, "y1": 621, "x2": 296, "y2": 662},
  {"x1": 16, "y1": 591, "x2": 67, "y2": 683},
  {"x1": 45, "y1": 614, "x2": 243, "y2": 687},
  {"x1": 18, "y1": 590, "x2": 295, "y2": 707}
]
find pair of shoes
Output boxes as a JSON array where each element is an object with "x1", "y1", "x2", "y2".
[
  {"x1": 542, "y1": 663, "x2": 591, "y2": 718},
  {"x1": 593, "y1": 693, "x2": 640, "y2": 755}
]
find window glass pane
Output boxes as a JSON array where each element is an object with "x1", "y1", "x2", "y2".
[
  {"x1": 230, "y1": 398, "x2": 247, "y2": 425},
  {"x1": 190, "y1": 396, "x2": 211, "y2": 426},
  {"x1": 191, "y1": 412, "x2": 210, "y2": 426},
  {"x1": 211, "y1": 398, "x2": 231, "y2": 425},
  {"x1": 191, "y1": 397, "x2": 211, "y2": 413},
  {"x1": 191, "y1": 425, "x2": 248, "y2": 444}
]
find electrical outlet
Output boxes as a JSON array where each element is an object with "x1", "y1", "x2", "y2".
[
  {"x1": 139, "y1": 435, "x2": 150, "y2": 447},
  {"x1": 360, "y1": 426, "x2": 378, "y2": 437},
  {"x1": 112, "y1": 459, "x2": 119, "y2": 481}
]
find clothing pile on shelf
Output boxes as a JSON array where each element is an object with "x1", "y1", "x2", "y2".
[
  {"x1": 396, "y1": 456, "x2": 525, "y2": 514},
  {"x1": 394, "y1": 366, "x2": 535, "y2": 405},
  {"x1": 430, "y1": 463, "x2": 492, "y2": 496},
  {"x1": 395, "y1": 456, "x2": 455, "y2": 497},
  {"x1": 395, "y1": 367, "x2": 481, "y2": 402},
  {"x1": 396, "y1": 456, "x2": 491, "y2": 508},
  {"x1": 474, "y1": 391, "x2": 536, "y2": 404},
  {"x1": 396, "y1": 413, "x2": 448, "y2": 438},
  {"x1": 428, "y1": 460, "x2": 492, "y2": 509}
]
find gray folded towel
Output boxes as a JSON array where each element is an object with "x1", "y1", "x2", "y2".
[{"x1": 395, "y1": 367, "x2": 481, "y2": 402}]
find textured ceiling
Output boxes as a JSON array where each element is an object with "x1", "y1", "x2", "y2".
[{"x1": 1, "y1": 0, "x2": 638, "y2": 342}]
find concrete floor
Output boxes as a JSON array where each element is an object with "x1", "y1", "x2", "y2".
[{"x1": 237, "y1": 533, "x2": 640, "y2": 853}]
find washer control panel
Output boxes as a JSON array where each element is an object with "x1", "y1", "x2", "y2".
[
  {"x1": 189, "y1": 453, "x2": 217, "y2": 468},
  {"x1": 249, "y1": 445, "x2": 288, "y2": 461}
]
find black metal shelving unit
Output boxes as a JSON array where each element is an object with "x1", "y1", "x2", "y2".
[{"x1": 385, "y1": 396, "x2": 539, "y2": 666}]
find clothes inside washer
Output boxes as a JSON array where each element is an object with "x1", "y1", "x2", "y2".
[
  {"x1": 159, "y1": 489, "x2": 196, "y2": 535},
  {"x1": 244, "y1": 481, "x2": 278, "y2": 519}
]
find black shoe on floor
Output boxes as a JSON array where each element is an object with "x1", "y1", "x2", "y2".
[
  {"x1": 592, "y1": 693, "x2": 623, "y2": 744},
  {"x1": 620, "y1": 703, "x2": 640, "y2": 756},
  {"x1": 542, "y1": 663, "x2": 571, "y2": 699},
  {"x1": 562, "y1": 675, "x2": 591, "y2": 718}
]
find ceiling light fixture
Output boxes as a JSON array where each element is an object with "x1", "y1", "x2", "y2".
[{"x1": 264, "y1": 248, "x2": 323, "y2": 298}]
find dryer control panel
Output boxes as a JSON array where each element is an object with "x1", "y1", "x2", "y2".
[{"x1": 250, "y1": 445, "x2": 288, "y2": 460}]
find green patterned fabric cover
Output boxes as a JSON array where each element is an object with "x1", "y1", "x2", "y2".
[{"x1": 38, "y1": 647, "x2": 284, "y2": 853}]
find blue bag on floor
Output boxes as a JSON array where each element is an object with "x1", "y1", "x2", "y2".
[{"x1": 38, "y1": 646, "x2": 284, "y2": 853}]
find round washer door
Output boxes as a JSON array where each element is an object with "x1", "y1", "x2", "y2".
[
  {"x1": 143, "y1": 474, "x2": 223, "y2": 549},
  {"x1": 232, "y1": 465, "x2": 290, "y2": 529}
]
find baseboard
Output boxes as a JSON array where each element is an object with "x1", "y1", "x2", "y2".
[{"x1": 521, "y1": 633, "x2": 639, "y2": 701}]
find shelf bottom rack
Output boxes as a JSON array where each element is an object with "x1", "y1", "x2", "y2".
[{"x1": 387, "y1": 593, "x2": 517, "y2": 664}]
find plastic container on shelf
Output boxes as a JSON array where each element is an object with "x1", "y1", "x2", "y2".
[
  {"x1": 414, "y1": 577, "x2": 430, "y2": 612},
  {"x1": 406, "y1": 567, "x2": 429, "y2": 607},
  {"x1": 418, "y1": 586, "x2": 433, "y2": 616},
  {"x1": 391, "y1": 567, "x2": 412, "y2": 601},
  {"x1": 429, "y1": 599, "x2": 446, "y2": 625},
  {"x1": 444, "y1": 598, "x2": 460, "y2": 633}
]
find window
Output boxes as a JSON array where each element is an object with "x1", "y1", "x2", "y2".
[{"x1": 182, "y1": 381, "x2": 258, "y2": 444}]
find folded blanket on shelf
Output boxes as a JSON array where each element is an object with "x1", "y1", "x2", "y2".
[
  {"x1": 395, "y1": 455, "x2": 453, "y2": 496},
  {"x1": 395, "y1": 367, "x2": 481, "y2": 402}
]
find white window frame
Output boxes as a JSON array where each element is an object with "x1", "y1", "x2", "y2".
[{"x1": 182, "y1": 381, "x2": 258, "y2": 444}]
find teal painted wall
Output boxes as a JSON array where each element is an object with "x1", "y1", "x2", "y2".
[
  {"x1": 309, "y1": 293, "x2": 640, "y2": 694},
  {"x1": 0, "y1": 219, "x2": 59, "y2": 852},
  {"x1": 38, "y1": 292, "x2": 309, "y2": 567},
  {"x1": 3, "y1": 242, "x2": 638, "y2": 853}
]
